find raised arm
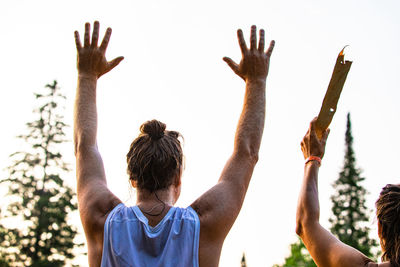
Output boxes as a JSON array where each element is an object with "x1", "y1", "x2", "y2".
[
  {"x1": 191, "y1": 25, "x2": 274, "y2": 264},
  {"x1": 74, "y1": 21, "x2": 123, "y2": 265},
  {"x1": 296, "y1": 118, "x2": 374, "y2": 267}
]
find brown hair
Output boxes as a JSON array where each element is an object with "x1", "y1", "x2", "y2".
[
  {"x1": 376, "y1": 184, "x2": 400, "y2": 267},
  {"x1": 126, "y1": 120, "x2": 183, "y2": 192}
]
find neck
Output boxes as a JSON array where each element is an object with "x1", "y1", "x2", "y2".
[{"x1": 136, "y1": 186, "x2": 176, "y2": 208}]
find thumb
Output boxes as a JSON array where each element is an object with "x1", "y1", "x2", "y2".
[
  {"x1": 309, "y1": 121, "x2": 318, "y2": 139},
  {"x1": 322, "y1": 128, "x2": 330, "y2": 143},
  {"x1": 223, "y1": 57, "x2": 239, "y2": 74},
  {"x1": 108, "y1": 56, "x2": 124, "y2": 71}
]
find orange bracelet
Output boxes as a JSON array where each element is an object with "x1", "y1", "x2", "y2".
[{"x1": 305, "y1": 156, "x2": 321, "y2": 166}]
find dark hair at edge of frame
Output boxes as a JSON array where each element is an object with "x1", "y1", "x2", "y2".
[
  {"x1": 126, "y1": 120, "x2": 183, "y2": 193},
  {"x1": 376, "y1": 184, "x2": 400, "y2": 267}
]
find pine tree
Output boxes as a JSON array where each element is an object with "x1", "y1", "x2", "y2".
[
  {"x1": 0, "y1": 81, "x2": 78, "y2": 266},
  {"x1": 272, "y1": 237, "x2": 317, "y2": 267},
  {"x1": 241, "y1": 253, "x2": 247, "y2": 267},
  {"x1": 329, "y1": 113, "x2": 377, "y2": 257}
]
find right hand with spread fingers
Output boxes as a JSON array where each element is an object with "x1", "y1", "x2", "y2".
[{"x1": 75, "y1": 21, "x2": 124, "y2": 79}]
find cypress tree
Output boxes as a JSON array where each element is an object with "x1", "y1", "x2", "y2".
[
  {"x1": 0, "y1": 81, "x2": 78, "y2": 266},
  {"x1": 329, "y1": 113, "x2": 377, "y2": 257}
]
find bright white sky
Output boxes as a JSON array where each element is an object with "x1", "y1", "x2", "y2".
[{"x1": 0, "y1": 0, "x2": 399, "y2": 266}]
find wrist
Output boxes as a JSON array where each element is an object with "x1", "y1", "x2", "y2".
[
  {"x1": 78, "y1": 72, "x2": 98, "y2": 81},
  {"x1": 245, "y1": 77, "x2": 266, "y2": 85},
  {"x1": 305, "y1": 156, "x2": 321, "y2": 167}
]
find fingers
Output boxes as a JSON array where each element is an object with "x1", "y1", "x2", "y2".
[
  {"x1": 258, "y1": 29, "x2": 265, "y2": 52},
  {"x1": 266, "y1": 40, "x2": 275, "y2": 57},
  {"x1": 237, "y1": 29, "x2": 247, "y2": 55},
  {"x1": 107, "y1": 56, "x2": 124, "y2": 71},
  {"x1": 74, "y1": 31, "x2": 82, "y2": 51},
  {"x1": 84, "y1": 22, "x2": 91, "y2": 48},
  {"x1": 100, "y1": 27, "x2": 112, "y2": 54},
  {"x1": 300, "y1": 140, "x2": 307, "y2": 159},
  {"x1": 237, "y1": 26, "x2": 274, "y2": 56},
  {"x1": 250, "y1": 25, "x2": 257, "y2": 51},
  {"x1": 91, "y1": 21, "x2": 100, "y2": 48},
  {"x1": 223, "y1": 57, "x2": 239, "y2": 74}
]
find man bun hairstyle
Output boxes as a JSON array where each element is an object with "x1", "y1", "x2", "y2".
[
  {"x1": 376, "y1": 184, "x2": 400, "y2": 267},
  {"x1": 141, "y1": 120, "x2": 165, "y2": 140},
  {"x1": 126, "y1": 120, "x2": 183, "y2": 192}
]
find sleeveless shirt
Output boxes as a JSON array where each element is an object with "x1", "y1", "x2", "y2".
[{"x1": 100, "y1": 203, "x2": 200, "y2": 267}]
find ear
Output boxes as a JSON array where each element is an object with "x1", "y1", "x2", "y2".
[
  {"x1": 130, "y1": 179, "x2": 138, "y2": 188},
  {"x1": 378, "y1": 220, "x2": 382, "y2": 239},
  {"x1": 174, "y1": 175, "x2": 181, "y2": 187},
  {"x1": 174, "y1": 168, "x2": 182, "y2": 187}
]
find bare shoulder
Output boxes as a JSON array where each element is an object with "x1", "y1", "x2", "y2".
[{"x1": 84, "y1": 198, "x2": 121, "y2": 267}]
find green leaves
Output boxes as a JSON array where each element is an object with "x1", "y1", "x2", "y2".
[{"x1": 273, "y1": 238, "x2": 317, "y2": 267}]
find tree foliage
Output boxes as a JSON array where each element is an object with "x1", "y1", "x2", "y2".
[
  {"x1": 241, "y1": 253, "x2": 247, "y2": 267},
  {"x1": 0, "y1": 81, "x2": 78, "y2": 266},
  {"x1": 329, "y1": 113, "x2": 377, "y2": 257},
  {"x1": 272, "y1": 238, "x2": 316, "y2": 267}
]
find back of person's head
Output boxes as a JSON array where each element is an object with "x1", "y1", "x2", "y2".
[
  {"x1": 376, "y1": 184, "x2": 400, "y2": 267},
  {"x1": 126, "y1": 120, "x2": 183, "y2": 193}
]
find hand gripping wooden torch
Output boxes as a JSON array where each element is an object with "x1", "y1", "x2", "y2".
[{"x1": 315, "y1": 47, "x2": 352, "y2": 139}]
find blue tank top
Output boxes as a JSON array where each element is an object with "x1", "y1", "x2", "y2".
[{"x1": 100, "y1": 203, "x2": 200, "y2": 267}]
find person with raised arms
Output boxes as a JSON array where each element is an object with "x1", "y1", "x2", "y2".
[
  {"x1": 73, "y1": 21, "x2": 274, "y2": 266},
  {"x1": 297, "y1": 118, "x2": 400, "y2": 267}
]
